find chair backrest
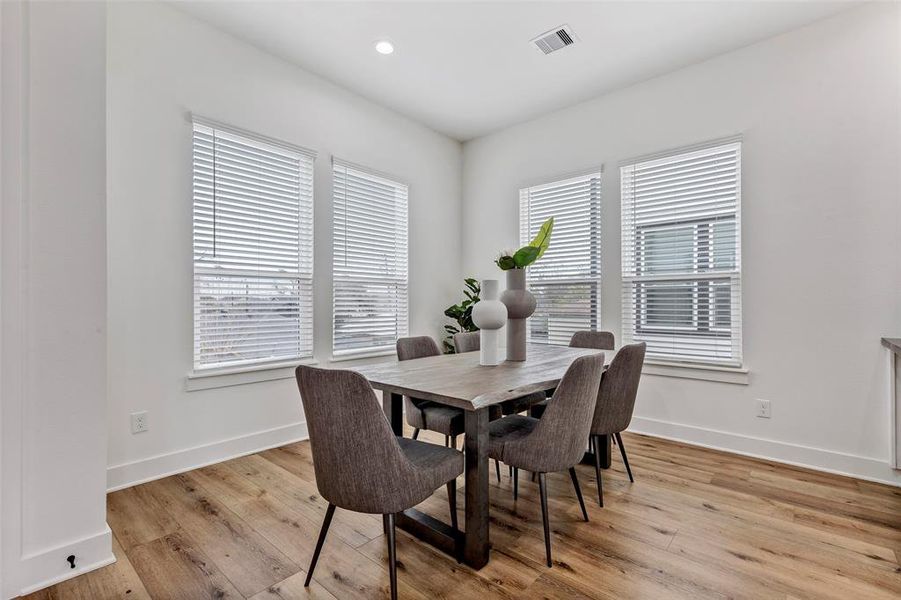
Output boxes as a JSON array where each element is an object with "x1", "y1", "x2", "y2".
[
  {"x1": 295, "y1": 365, "x2": 415, "y2": 513},
  {"x1": 396, "y1": 336, "x2": 441, "y2": 361},
  {"x1": 453, "y1": 331, "x2": 480, "y2": 353},
  {"x1": 591, "y1": 342, "x2": 646, "y2": 435},
  {"x1": 504, "y1": 353, "x2": 605, "y2": 473},
  {"x1": 570, "y1": 330, "x2": 615, "y2": 351}
]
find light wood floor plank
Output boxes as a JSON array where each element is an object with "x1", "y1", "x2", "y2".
[{"x1": 23, "y1": 432, "x2": 901, "y2": 599}]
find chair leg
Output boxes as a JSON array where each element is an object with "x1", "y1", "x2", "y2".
[
  {"x1": 537, "y1": 472, "x2": 552, "y2": 567},
  {"x1": 447, "y1": 479, "x2": 458, "y2": 531},
  {"x1": 304, "y1": 503, "x2": 336, "y2": 586},
  {"x1": 569, "y1": 467, "x2": 589, "y2": 522},
  {"x1": 592, "y1": 435, "x2": 604, "y2": 507},
  {"x1": 531, "y1": 471, "x2": 536, "y2": 483},
  {"x1": 445, "y1": 435, "x2": 449, "y2": 447},
  {"x1": 513, "y1": 467, "x2": 518, "y2": 500},
  {"x1": 412, "y1": 428, "x2": 420, "y2": 440},
  {"x1": 615, "y1": 432, "x2": 634, "y2": 482},
  {"x1": 452, "y1": 436, "x2": 457, "y2": 450},
  {"x1": 494, "y1": 459, "x2": 501, "y2": 483},
  {"x1": 385, "y1": 513, "x2": 398, "y2": 600},
  {"x1": 508, "y1": 465, "x2": 513, "y2": 478}
]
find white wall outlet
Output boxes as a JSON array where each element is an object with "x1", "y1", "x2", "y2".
[
  {"x1": 756, "y1": 399, "x2": 772, "y2": 419},
  {"x1": 131, "y1": 411, "x2": 149, "y2": 433}
]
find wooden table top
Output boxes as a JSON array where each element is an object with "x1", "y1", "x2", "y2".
[{"x1": 352, "y1": 343, "x2": 610, "y2": 411}]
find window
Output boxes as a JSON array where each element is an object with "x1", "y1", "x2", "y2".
[
  {"x1": 520, "y1": 171, "x2": 602, "y2": 346},
  {"x1": 332, "y1": 159, "x2": 408, "y2": 358},
  {"x1": 621, "y1": 139, "x2": 742, "y2": 366},
  {"x1": 192, "y1": 118, "x2": 314, "y2": 371}
]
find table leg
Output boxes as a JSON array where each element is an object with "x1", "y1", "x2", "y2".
[
  {"x1": 382, "y1": 391, "x2": 403, "y2": 436},
  {"x1": 463, "y1": 407, "x2": 490, "y2": 568},
  {"x1": 582, "y1": 433, "x2": 612, "y2": 469}
]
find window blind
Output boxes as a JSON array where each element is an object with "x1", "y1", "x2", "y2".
[
  {"x1": 332, "y1": 159, "x2": 409, "y2": 357},
  {"x1": 621, "y1": 139, "x2": 742, "y2": 366},
  {"x1": 521, "y1": 171, "x2": 602, "y2": 346},
  {"x1": 192, "y1": 119, "x2": 315, "y2": 370}
]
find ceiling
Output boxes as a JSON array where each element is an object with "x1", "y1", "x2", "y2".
[{"x1": 175, "y1": 1, "x2": 855, "y2": 141}]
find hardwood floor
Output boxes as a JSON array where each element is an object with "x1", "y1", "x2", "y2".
[{"x1": 24, "y1": 431, "x2": 901, "y2": 599}]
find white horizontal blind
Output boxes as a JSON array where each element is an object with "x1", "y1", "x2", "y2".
[
  {"x1": 332, "y1": 159, "x2": 409, "y2": 357},
  {"x1": 521, "y1": 171, "x2": 602, "y2": 346},
  {"x1": 192, "y1": 119, "x2": 314, "y2": 370},
  {"x1": 621, "y1": 140, "x2": 742, "y2": 366}
]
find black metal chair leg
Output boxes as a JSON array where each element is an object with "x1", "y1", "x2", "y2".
[
  {"x1": 495, "y1": 459, "x2": 501, "y2": 483},
  {"x1": 513, "y1": 467, "x2": 518, "y2": 500},
  {"x1": 412, "y1": 428, "x2": 420, "y2": 440},
  {"x1": 531, "y1": 471, "x2": 536, "y2": 483},
  {"x1": 447, "y1": 479, "x2": 458, "y2": 531},
  {"x1": 385, "y1": 513, "x2": 398, "y2": 600},
  {"x1": 592, "y1": 435, "x2": 604, "y2": 507},
  {"x1": 304, "y1": 503, "x2": 336, "y2": 586},
  {"x1": 452, "y1": 436, "x2": 457, "y2": 450},
  {"x1": 508, "y1": 465, "x2": 513, "y2": 478},
  {"x1": 615, "y1": 432, "x2": 634, "y2": 482},
  {"x1": 538, "y1": 473, "x2": 552, "y2": 567},
  {"x1": 445, "y1": 435, "x2": 449, "y2": 447},
  {"x1": 569, "y1": 467, "x2": 589, "y2": 522}
]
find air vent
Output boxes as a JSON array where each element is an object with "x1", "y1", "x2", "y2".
[{"x1": 531, "y1": 24, "x2": 578, "y2": 55}]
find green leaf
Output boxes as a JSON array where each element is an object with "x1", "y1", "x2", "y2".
[
  {"x1": 496, "y1": 255, "x2": 516, "y2": 270},
  {"x1": 513, "y1": 245, "x2": 540, "y2": 268},
  {"x1": 529, "y1": 216, "x2": 554, "y2": 260}
]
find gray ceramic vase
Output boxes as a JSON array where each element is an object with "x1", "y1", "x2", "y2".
[{"x1": 500, "y1": 268, "x2": 536, "y2": 361}]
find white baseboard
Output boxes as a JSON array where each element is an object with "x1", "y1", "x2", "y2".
[
  {"x1": 106, "y1": 421, "x2": 308, "y2": 492},
  {"x1": 630, "y1": 416, "x2": 901, "y2": 487},
  {"x1": 13, "y1": 525, "x2": 115, "y2": 598}
]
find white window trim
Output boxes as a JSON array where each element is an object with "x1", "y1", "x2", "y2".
[
  {"x1": 185, "y1": 358, "x2": 318, "y2": 392},
  {"x1": 190, "y1": 115, "x2": 317, "y2": 376},
  {"x1": 331, "y1": 157, "x2": 409, "y2": 359},
  {"x1": 520, "y1": 167, "x2": 604, "y2": 346},
  {"x1": 620, "y1": 135, "x2": 743, "y2": 368}
]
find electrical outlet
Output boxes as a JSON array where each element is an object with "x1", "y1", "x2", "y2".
[
  {"x1": 756, "y1": 399, "x2": 771, "y2": 419},
  {"x1": 131, "y1": 411, "x2": 148, "y2": 433}
]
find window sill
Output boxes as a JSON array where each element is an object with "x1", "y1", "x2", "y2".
[
  {"x1": 642, "y1": 360, "x2": 749, "y2": 385},
  {"x1": 330, "y1": 348, "x2": 397, "y2": 363},
  {"x1": 186, "y1": 359, "x2": 317, "y2": 392}
]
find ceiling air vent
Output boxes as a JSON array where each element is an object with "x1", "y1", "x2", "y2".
[{"x1": 531, "y1": 24, "x2": 578, "y2": 55}]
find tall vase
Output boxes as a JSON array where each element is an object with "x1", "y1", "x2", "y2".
[
  {"x1": 471, "y1": 279, "x2": 506, "y2": 366},
  {"x1": 500, "y1": 268, "x2": 536, "y2": 361}
]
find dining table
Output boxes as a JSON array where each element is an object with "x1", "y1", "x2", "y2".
[{"x1": 353, "y1": 342, "x2": 612, "y2": 569}]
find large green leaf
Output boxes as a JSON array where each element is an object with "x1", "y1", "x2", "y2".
[
  {"x1": 513, "y1": 245, "x2": 540, "y2": 268},
  {"x1": 529, "y1": 216, "x2": 555, "y2": 260}
]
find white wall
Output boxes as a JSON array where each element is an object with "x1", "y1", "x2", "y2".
[
  {"x1": 1, "y1": 1, "x2": 111, "y2": 596},
  {"x1": 106, "y1": 2, "x2": 463, "y2": 489},
  {"x1": 462, "y1": 3, "x2": 901, "y2": 485}
]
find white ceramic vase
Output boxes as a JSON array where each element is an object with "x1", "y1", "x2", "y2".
[{"x1": 471, "y1": 279, "x2": 507, "y2": 366}]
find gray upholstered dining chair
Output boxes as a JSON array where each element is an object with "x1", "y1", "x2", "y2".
[
  {"x1": 397, "y1": 336, "x2": 466, "y2": 448},
  {"x1": 452, "y1": 331, "x2": 546, "y2": 415},
  {"x1": 295, "y1": 365, "x2": 463, "y2": 600},
  {"x1": 399, "y1": 335, "x2": 508, "y2": 481},
  {"x1": 529, "y1": 330, "x2": 616, "y2": 419},
  {"x1": 487, "y1": 353, "x2": 605, "y2": 567},
  {"x1": 589, "y1": 342, "x2": 646, "y2": 507}
]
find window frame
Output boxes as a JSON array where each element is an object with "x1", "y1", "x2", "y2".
[
  {"x1": 190, "y1": 116, "x2": 316, "y2": 374},
  {"x1": 621, "y1": 137, "x2": 743, "y2": 368},
  {"x1": 520, "y1": 169, "x2": 603, "y2": 346},
  {"x1": 330, "y1": 158, "x2": 409, "y2": 360}
]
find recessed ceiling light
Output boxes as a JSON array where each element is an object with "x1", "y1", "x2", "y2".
[{"x1": 375, "y1": 40, "x2": 394, "y2": 55}]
